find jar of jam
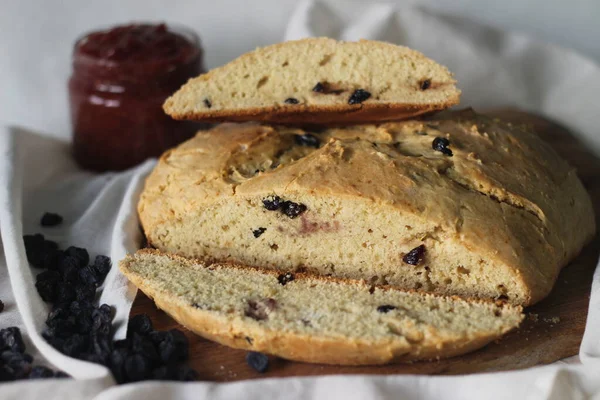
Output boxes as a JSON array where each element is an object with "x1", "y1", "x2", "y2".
[{"x1": 69, "y1": 23, "x2": 204, "y2": 171}]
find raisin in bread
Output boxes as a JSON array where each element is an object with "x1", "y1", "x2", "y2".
[
  {"x1": 163, "y1": 38, "x2": 460, "y2": 124},
  {"x1": 120, "y1": 249, "x2": 523, "y2": 365},
  {"x1": 138, "y1": 109, "x2": 595, "y2": 306}
]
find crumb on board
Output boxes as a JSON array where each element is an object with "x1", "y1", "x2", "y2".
[
  {"x1": 528, "y1": 313, "x2": 539, "y2": 322},
  {"x1": 543, "y1": 316, "x2": 561, "y2": 324}
]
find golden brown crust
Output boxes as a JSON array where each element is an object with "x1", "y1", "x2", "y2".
[
  {"x1": 121, "y1": 249, "x2": 523, "y2": 365},
  {"x1": 166, "y1": 97, "x2": 460, "y2": 124}
]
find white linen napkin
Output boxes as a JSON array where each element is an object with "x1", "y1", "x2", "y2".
[{"x1": 1, "y1": 1, "x2": 600, "y2": 399}]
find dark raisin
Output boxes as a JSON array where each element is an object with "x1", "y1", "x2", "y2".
[
  {"x1": 40, "y1": 212, "x2": 63, "y2": 227},
  {"x1": 62, "y1": 334, "x2": 88, "y2": 357},
  {"x1": 79, "y1": 265, "x2": 100, "y2": 286},
  {"x1": 110, "y1": 347, "x2": 130, "y2": 383},
  {"x1": 93, "y1": 255, "x2": 112, "y2": 283},
  {"x1": 132, "y1": 333, "x2": 160, "y2": 365},
  {"x1": 0, "y1": 327, "x2": 26, "y2": 353},
  {"x1": 75, "y1": 311, "x2": 93, "y2": 334},
  {"x1": 59, "y1": 256, "x2": 80, "y2": 282},
  {"x1": 262, "y1": 195, "x2": 282, "y2": 211},
  {"x1": 75, "y1": 283, "x2": 97, "y2": 303},
  {"x1": 311, "y1": 82, "x2": 344, "y2": 95},
  {"x1": 2, "y1": 351, "x2": 33, "y2": 379},
  {"x1": 28, "y1": 366, "x2": 55, "y2": 379},
  {"x1": 432, "y1": 137, "x2": 453, "y2": 156},
  {"x1": 97, "y1": 304, "x2": 113, "y2": 320},
  {"x1": 402, "y1": 244, "x2": 426, "y2": 265},
  {"x1": 35, "y1": 270, "x2": 61, "y2": 302},
  {"x1": 420, "y1": 79, "x2": 431, "y2": 90},
  {"x1": 203, "y1": 98, "x2": 212, "y2": 108},
  {"x1": 377, "y1": 305, "x2": 397, "y2": 313},
  {"x1": 284, "y1": 97, "x2": 299, "y2": 104},
  {"x1": 348, "y1": 89, "x2": 371, "y2": 105},
  {"x1": 56, "y1": 253, "x2": 76, "y2": 270},
  {"x1": 43, "y1": 335, "x2": 65, "y2": 352},
  {"x1": 148, "y1": 331, "x2": 169, "y2": 345},
  {"x1": 42, "y1": 238, "x2": 58, "y2": 251},
  {"x1": 174, "y1": 365, "x2": 197, "y2": 381},
  {"x1": 91, "y1": 334, "x2": 112, "y2": 363},
  {"x1": 64, "y1": 246, "x2": 89, "y2": 267},
  {"x1": 158, "y1": 329, "x2": 189, "y2": 364},
  {"x1": 252, "y1": 227, "x2": 266, "y2": 238},
  {"x1": 48, "y1": 317, "x2": 77, "y2": 339},
  {"x1": 23, "y1": 234, "x2": 45, "y2": 263},
  {"x1": 47, "y1": 306, "x2": 69, "y2": 326},
  {"x1": 38, "y1": 243, "x2": 62, "y2": 270},
  {"x1": 113, "y1": 338, "x2": 130, "y2": 349},
  {"x1": 0, "y1": 365, "x2": 17, "y2": 381},
  {"x1": 69, "y1": 300, "x2": 93, "y2": 317},
  {"x1": 124, "y1": 353, "x2": 151, "y2": 382},
  {"x1": 56, "y1": 283, "x2": 76, "y2": 304},
  {"x1": 128, "y1": 314, "x2": 153, "y2": 337},
  {"x1": 246, "y1": 351, "x2": 269, "y2": 373},
  {"x1": 280, "y1": 201, "x2": 307, "y2": 219},
  {"x1": 151, "y1": 365, "x2": 174, "y2": 381},
  {"x1": 92, "y1": 309, "x2": 112, "y2": 336},
  {"x1": 294, "y1": 133, "x2": 320, "y2": 148},
  {"x1": 277, "y1": 272, "x2": 295, "y2": 286},
  {"x1": 1, "y1": 350, "x2": 33, "y2": 364},
  {"x1": 0, "y1": 300, "x2": 4, "y2": 313}
]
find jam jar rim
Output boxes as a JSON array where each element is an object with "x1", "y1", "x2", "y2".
[{"x1": 72, "y1": 22, "x2": 201, "y2": 70}]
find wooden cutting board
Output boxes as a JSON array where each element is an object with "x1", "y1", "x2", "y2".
[{"x1": 129, "y1": 109, "x2": 600, "y2": 381}]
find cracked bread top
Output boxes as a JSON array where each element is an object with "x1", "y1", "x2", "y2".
[{"x1": 139, "y1": 109, "x2": 595, "y2": 305}]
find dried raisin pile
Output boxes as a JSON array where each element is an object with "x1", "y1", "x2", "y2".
[
  {"x1": 23, "y1": 232, "x2": 198, "y2": 384},
  {"x1": 0, "y1": 326, "x2": 67, "y2": 381}
]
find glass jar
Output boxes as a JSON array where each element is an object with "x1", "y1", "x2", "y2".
[{"x1": 69, "y1": 23, "x2": 204, "y2": 171}]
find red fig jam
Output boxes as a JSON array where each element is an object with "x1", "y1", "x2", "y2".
[{"x1": 69, "y1": 23, "x2": 204, "y2": 171}]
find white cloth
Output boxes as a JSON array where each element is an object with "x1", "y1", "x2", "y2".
[{"x1": 1, "y1": 1, "x2": 600, "y2": 398}]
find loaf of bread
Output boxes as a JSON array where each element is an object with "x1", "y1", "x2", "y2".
[
  {"x1": 163, "y1": 38, "x2": 460, "y2": 124},
  {"x1": 138, "y1": 109, "x2": 595, "y2": 306},
  {"x1": 120, "y1": 249, "x2": 523, "y2": 365}
]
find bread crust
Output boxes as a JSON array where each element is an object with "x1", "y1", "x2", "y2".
[
  {"x1": 121, "y1": 249, "x2": 523, "y2": 365},
  {"x1": 165, "y1": 98, "x2": 460, "y2": 124}
]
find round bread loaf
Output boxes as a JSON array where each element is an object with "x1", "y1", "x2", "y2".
[{"x1": 138, "y1": 109, "x2": 595, "y2": 306}]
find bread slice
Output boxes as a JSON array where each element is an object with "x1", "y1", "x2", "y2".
[
  {"x1": 120, "y1": 249, "x2": 523, "y2": 365},
  {"x1": 163, "y1": 38, "x2": 460, "y2": 124},
  {"x1": 138, "y1": 109, "x2": 595, "y2": 306}
]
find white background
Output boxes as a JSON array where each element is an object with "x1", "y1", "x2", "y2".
[{"x1": 1, "y1": 0, "x2": 599, "y2": 139}]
